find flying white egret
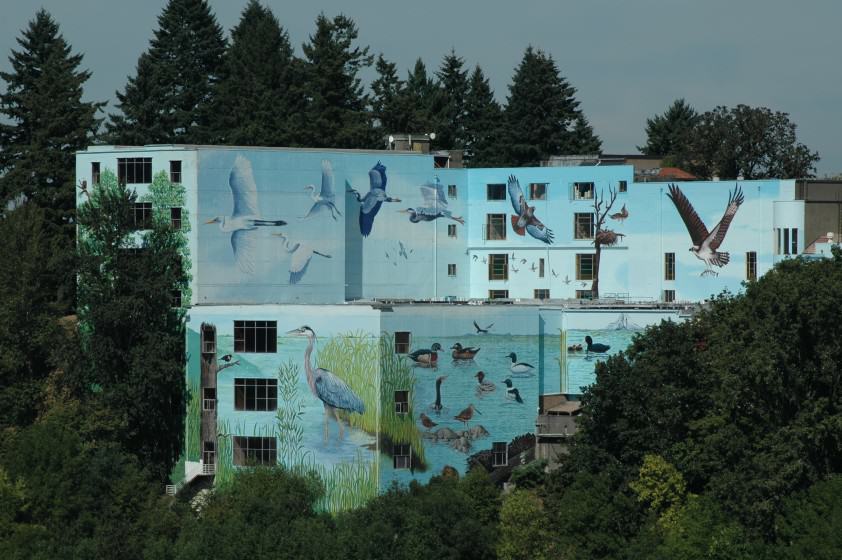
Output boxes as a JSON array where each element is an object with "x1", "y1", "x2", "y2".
[
  {"x1": 273, "y1": 232, "x2": 332, "y2": 285},
  {"x1": 205, "y1": 155, "x2": 287, "y2": 274},
  {"x1": 300, "y1": 160, "x2": 341, "y2": 221}
]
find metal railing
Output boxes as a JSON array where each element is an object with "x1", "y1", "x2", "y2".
[{"x1": 201, "y1": 463, "x2": 216, "y2": 475}]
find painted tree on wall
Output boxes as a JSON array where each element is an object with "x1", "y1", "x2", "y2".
[{"x1": 591, "y1": 186, "x2": 622, "y2": 299}]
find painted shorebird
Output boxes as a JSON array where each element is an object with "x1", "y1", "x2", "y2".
[
  {"x1": 454, "y1": 404, "x2": 481, "y2": 428},
  {"x1": 666, "y1": 183, "x2": 744, "y2": 277},
  {"x1": 419, "y1": 412, "x2": 438, "y2": 431}
]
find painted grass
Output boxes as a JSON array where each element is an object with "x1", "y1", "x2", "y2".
[
  {"x1": 311, "y1": 451, "x2": 378, "y2": 513},
  {"x1": 186, "y1": 379, "x2": 201, "y2": 462},
  {"x1": 276, "y1": 360, "x2": 315, "y2": 469},
  {"x1": 378, "y1": 334, "x2": 426, "y2": 466},
  {"x1": 215, "y1": 419, "x2": 235, "y2": 489}
]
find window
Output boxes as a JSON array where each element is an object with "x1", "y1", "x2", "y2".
[
  {"x1": 234, "y1": 320, "x2": 277, "y2": 353},
  {"x1": 203, "y1": 387, "x2": 216, "y2": 411},
  {"x1": 201, "y1": 324, "x2": 216, "y2": 354},
  {"x1": 170, "y1": 160, "x2": 182, "y2": 183},
  {"x1": 791, "y1": 228, "x2": 798, "y2": 254},
  {"x1": 203, "y1": 441, "x2": 215, "y2": 464},
  {"x1": 233, "y1": 436, "x2": 276, "y2": 466},
  {"x1": 489, "y1": 289, "x2": 509, "y2": 299},
  {"x1": 775, "y1": 228, "x2": 781, "y2": 255},
  {"x1": 576, "y1": 289, "x2": 593, "y2": 299},
  {"x1": 447, "y1": 224, "x2": 457, "y2": 238},
  {"x1": 783, "y1": 228, "x2": 789, "y2": 255},
  {"x1": 91, "y1": 162, "x2": 100, "y2": 185},
  {"x1": 447, "y1": 264, "x2": 457, "y2": 277},
  {"x1": 618, "y1": 180, "x2": 627, "y2": 193},
  {"x1": 746, "y1": 251, "x2": 757, "y2": 281},
  {"x1": 573, "y1": 182, "x2": 594, "y2": 200},
  {"x1": 394, "y1": 444, "x2": 411, "y2": 469},
  {"x1": 663, "y1": 289, "x2": 676, "y2": 303},
  {"x1": 664, "y1": 252, "x2": 675, "y2": 281},
  {"x1": 170, "y1": 207, "x2": 182, "y2": 229},
  {"x1": 234, "y1": 378, "x2": 278, "y2": 411},
  {"x1": 492, "y1": 442, "x2": 508, "y2": 467},
  {"x1": 576, "y1": 254, "x2": 595, "y2": 280},
  {"x1": 538, "y1": 258, "x2": 545, "y2": 278},
  {"x1": 171, "y1": 289, "x2": 182, "y2": 308},
  {"x1": 486, "y1": 213, "x2": 507, "y2": 240},
  {"x1": 117, "y1": 157, "x2": 152, "y2": 184},
  {"x1": 447, "y1": 184, "x2": 457, "y2": 199},
  {"x1": 529, "y1": 183, "x2": 547, "y2": 200},
  {"x1": 487, "y1": 183, "x2": 506, "y2": 200},
  {"x1": 132, "y1": 202, "x2": 153, "y2": 230},
  {"x1": 534, "y1": 289, "x2": 550, "y2": 300},
  {"x1": 574, "y1": 213, "x2": 595, "y2": 239},
  {"x1": 394, "y1": 331, "x2": 411, "y2": 354},
  {"x1": 394, "y1": 391, "x2": 409, "y2": 415},
  {"x1": 488, "y1": 254, "x2": 508, "y2": 280}
]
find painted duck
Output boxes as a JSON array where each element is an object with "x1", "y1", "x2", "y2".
[
  {"x1": 451, "y1": 342, "x2": 481, "y2": 360},
  {"x1": 431, "y1": 375, "x2": 447, "y2": 413},
  {"x1": 502, "y1": 378, "x2": 524, "y2": 404},
  {"x1": 566, "y1": 344, "x2": 583, "y2": 352},
  {"x1": 419, "y1": 412, "x2": 438, "y2": 431},
  {"x1": 474, "y1": 371, "x2": 496, "y2": 393},
  {"x1": 454, "y1": 404, "x2": 481, "y2": 428},
  {"x1": 506, "y1": 352, "x2": 535, "y2": 376},
  {"x1": 584, "y1": 335, "x2": 610, "y2": 355},
  {"x1": 408, "y1": 342, "x2": 442, "y2": 367}
]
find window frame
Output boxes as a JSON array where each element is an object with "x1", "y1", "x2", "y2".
[
  {"x1": 91, "y1": 161, "x2": 100, "y2": 185},
  {"x1": 201, "y1": 325, "x2": 216, "y2": 355},
  {"x1": 234, "y1": 320, "x2": 277, "y2": 353},
  {"x1": 574, "y1": 212, "x2": 595, "y2": 240},
  {"x1": 447, "y1": 263, "x2": 456, "y2": 277},
  {"x1": 746, "y1": 251, "x2": 757, "y2": 281},
  {"x1": 447, "y1": 224, "x2": 457, "y2": 238},
  {"x1": 169, "y1": 160, "x2": 182, "y2": 184},
  {"x1": 534, "y1": 289, "x2": 550, "y2": 300},
  {"x1": 575, "y1": 289, "x2": 593, "y2": 300},
  {"x1": 234, "y1": 378, "x2": 278, "y2": 412},
  {"x1": 664, "y1": 252, "x2": 676, "y2": 281},
  {"x1": 492, "y1": 442, "x2": 509, "y2": 467},
  {"x1": 394, "y1": 390, "x2": 409, "y2": 415},
  {"x1": 394, "y1": 332, "x2": 411, "y2": 354},
  {"x1": 170, "y1": 207, "x2": 182, "y2": 229},
  {"x1": 618, "y1": 180, "x2": 627, "y2": 193},
  {"x1": 117, "y1": 157, "x2": 152, "y2": 184},
  {"x1": 202, "y1": 387, "x2": 216, "y2": 411},
  {"x1": 393, "y1": 444, "x2": 411, "y2": 469},
  {"x1": 538, "y1": 258, "x2": 545, "y2": 278},
  {"x1": 447, "y1": 184, "x2": 457, "y2": 199},
  {"x1": 488, "y1": 289, "x2": 509, "y2": 299},
  {"x1": 576, "y1": 254, "x2": 595, "y2": 280},
  {"x1": 486, "y1": 183, "x2": 506, "y2": 201},
  {"x1": 573, "y1": 182, "x2": 595, "y2": 200},
  {"x1": 488, "y1": 253, "x2": 509, "y2": 281},
  {"x1": 486, "y1": 213, "x2": 507, "y2": 241},
  {"x1": 233, "y1": 436, "x2": 277, "y2": 466},
  {"x1": 663, "y1": 289, "x2": 676, "y2": 303},
  {"x1": 132, "y1": 202, "x2": 153, "y2": 230},
  {"x1": 528, "y1": 182, "x2": 547, "y2": 200}
]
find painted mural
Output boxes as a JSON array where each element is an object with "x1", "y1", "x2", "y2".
[
  {"x1": 399, "y1": 176, "x2": 464, "y2": 225},
  {"x1": 507, "y1": 175, "x2": 553, "y2": 243},
  {"x1": 346, "y1": 161, "x2": 400, "y2": 237}
]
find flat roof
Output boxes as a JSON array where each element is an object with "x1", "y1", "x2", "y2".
[{"x1": 77, "y1": 144, "x2": 429, "y2": 157}]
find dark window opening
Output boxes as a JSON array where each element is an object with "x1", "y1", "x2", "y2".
[
  {"x1": 91, "y1": 162, "x2": 100, "y2": 185},
  {"x1": 448, "y1": 224, "x2": 456, "y2": 238},
  {"x1": 203, "y1": 387, "x2": 216, "y2": 411},
  {"x1": 447, "y1": 184, "x2": 457, "y2": 198},
  {"x1": 663, "y1": 289, "x2": 676, "y2": 303},
  {"x1": 170, "y1": 207, "x2": 182, "y2": 229},
  {"x1": 486, "y1": 213, "x2": 507, "y2": 240},
  {"x1": 665, "y1": 252, "x2": 675, "y2": 281},
  {"x1": 394, "y1": 332, "x2": 411, "y2": 354},
  {"x1": 233, "y1": 436, "x2": 276, "y2": 466},
  {"x1": 746, "y1": 251, "x2": 757, "y2": 281},
  {"x1": 539, "y1": 258, "x2": 545, "y2": 278},
  {"x1": 529, "y1": 183, "x2": 547, "y2": 200},
  {"x1": 534, "y1": 289, "x2": 550, "y2": 300},
  {"x1": 171, "y1": 289, "x2": 182, "y2": 308},
  {"x1": 234, "y1": 378, "x2": 278, "y2": 411},
  {"x1": 576, "y1": 254, "x2": 595, "y2": 280},
  {"x1": 574, "y1": 182, "x2": 594, "y2": 200},
  {"x1": 492, "y1": 442, "x2": 508, "y2": 467},
  {"x1": 170, "y1": 160, "x2": 182, "y2": 183},
  {"x1": 489, "y1": 289, "x2": 509, "y2": 299},
  {"x1": 488, "y1": 254, "x2": 508, "y2": 280},
  {"x1": 487, "y1": 183, "x2": 506, "y2": 200},
  {"x1": 618, "y1": 180, "x2": 627, "y2": 193},
  {"x1": 393, "y1": 444, "x2": 411, "y2": 469},
  {"x1": 574, "y1": 213, "x2": 595, "y2": 239},
  {"x1": 234, "y1": 321, "x2": 277, "y2": 353},
  {"x1": 576, "y1": 289, "x2": 593, "y2": 300},
  {"x1": 394, "y1": 390, "x2": 409, "y2": 415},
  {"x1": 132, "y1": 202, "x2": 153, "y2": 230},
  {"x1": 117, "y1": 157, "x2": 152, "y2": 184},
  {"x1": 201, "y1": 325, "x2": 216, "y2": 354},
  {"x1": 448, "y1": 264, "x2": 456, "y2": 277}
]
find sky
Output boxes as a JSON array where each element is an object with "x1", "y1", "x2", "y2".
[{"x1": 2, "y1": 0, "x2": 840, "y2": 176}]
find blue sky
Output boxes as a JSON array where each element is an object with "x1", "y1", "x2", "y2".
[{"x1": 2, "y1": 0, "x2": 839, "y2": 176}]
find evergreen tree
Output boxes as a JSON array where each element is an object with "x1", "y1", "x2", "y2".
[
  {"x1": 502, "y1": 46, "x2": 598, "y2": 166},
  {"x1": 571, "y1": 113, "x2": 602, "y2": 154},
  {"x1": 638, "y1": 98, "x2": 699, "y2": 160},
  {"x1": 209, "y1": 0, "x2": 299, "y2": 146},
  {"x1": 76, "y1": 169, "x2": 186, "y2": 482},
  {"x1": 296, "y1": 13, "x2": 375, "y2": 148},
  {"x1": 0, "y1": 9, "x2": 102, "y2": 253},
  {"x1": 394, "y1": 58, "x2": 443, "y2": 134},
  {"x1": 434, "y1": 49, "x2": 469, "y2": 150},
  {"x1": 106, "y1": 0, "x2": 225, "y2": 144},
  {"x1": 463, "y1": 65, "x2": 504, "y2": 167},
  {"x1": 370, "y1": 54, "x2": 406, "y2": 139}
]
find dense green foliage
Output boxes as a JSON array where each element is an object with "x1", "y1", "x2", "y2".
[{"x1": 638, "y1": 98, "x2": 699, "y2": 159}]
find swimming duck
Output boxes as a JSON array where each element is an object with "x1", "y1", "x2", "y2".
[
  {"x1": 584, "y1": 335, "x2": 610, "y2": 355},
  {"x1": 502, "y1": 378, "x2": 524, "y2": 404},
  {"x1": 506, "y1": 352, "x2": 535, "y2": 375},
  {"x1": 454, "y1": 404, "x2": 481, "y2": 428},
  {"x1": 408, "y1": 342, "x2": 442, "y2": 366},
  {"x1": 566, "y1": 344, "x2": 583, "y2": 352},
  {"x1": 451, "y1": 342, "x2": 481, "y2": 360},
  {"x1": 474, "y1": 371, "x2": 496, "y2": 393}
]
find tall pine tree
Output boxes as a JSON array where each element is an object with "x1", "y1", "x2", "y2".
[
  {"x1": 208, "y1": 0, "x2": 299, "y2": 146},
  {"x1": 502, "y1": 46, "x2": 599, "y2": 166},
  {"x1": 434, "y1": 49, "x2": 469, "y2": 150},
  {"x1": 106, "y1": 0, "x2": 225, "y2": 144},
  {"x1": 0, "y1": 9, "x2": 102, "y2": 239},
  {"x1": 463, "y1": 65, "x2": 504, "y2": 167},
  {"x1": 393, "y1": 58, "x2": 443, "y2": 135},
  {"x1": 296, "y1": 13, "x2": 375, "y2": 148},
  {"x1": 638, "y1": 98, "x2": 699, "y2": 158},
  {"x1": 370, "y1": 54, "x2": 406, "y2": 139}
]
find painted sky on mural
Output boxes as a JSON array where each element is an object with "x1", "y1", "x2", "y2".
[{"x1": 1, "y1": 0, "x2": 839, "y2": 176}]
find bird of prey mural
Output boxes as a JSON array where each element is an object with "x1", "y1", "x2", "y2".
[
  {"x1": 346, "y1": 161, "x2": 401, "y2": 237},
  {"x1": 666, "y1": 183, "x2": 744, "y2": 277},
  {"x1": 610, "y1": 203, "x2": 629, "y2": 223},
  {"x1": 399, "y1": 176, "x2": 464, "y2": 224},
  {"x1": 300, "y1": 160, "x2": 341, "y2": 221},
  {"x1": 507, "y1": 175, "x2": 554, "y2": 244},
  {"x1": 205, "y1": 155, "x2": 287, "y2": 274}
]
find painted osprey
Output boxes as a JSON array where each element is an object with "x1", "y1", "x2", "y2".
[
  {"x1": 666, "y1": 183, "x2": 744, "y2": 277},
  {"x1": 507, "y1": 175, "x2": 554, "y2": 244}
]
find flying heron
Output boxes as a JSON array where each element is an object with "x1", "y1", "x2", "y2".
[
  {"x1": 301, "y1": 160, "x2": 341, "y2": 220},
  {"x1": 346, "y1": 161, "x2": 401, "y2": 237},
  {"x1": 272, "y1": 232, "x2": 332, "y2": 285}
]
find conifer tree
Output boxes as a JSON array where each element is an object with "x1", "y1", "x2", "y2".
[
  {"x1": 0, "y1": 9, "x2": 102, "y2": 239},
  {"x1": 638, "y1": 98, "x2": 699, "y2": 158},
  {"x1": 370, "y1": 54, "x2": 406, "y2": 138},
  {"x1": 502, "y1": 46, "x2": 599, "y2": 166},
  {"x1": 296, "y1": 13, "x2": 375, "y2": 148},
  {"x1": 571, "y1": 113, "x2": 602, "y2": 154},
  {"x1": 106, "y1": 0, "x2": 225, "y2": 144},
  {"x1": 434, "y1": 49, "x2": 469, "y2": 150},
  {"x1": 209, "y1": 0, "x2": 299, "y2": 146},
  {"x1": 463, "y1": 65, "x2": 504, "y2": 167},
  {"x1": 394, "y1": 58, "x2": 443, "y2": 134}
]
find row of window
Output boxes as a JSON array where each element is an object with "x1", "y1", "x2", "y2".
[
  {"x1": 664, "y1": 251, "x2": 757, "y2": 281},
  {"x1": 485, "y1": 181, "x2": 627, "y2": 201},
  {"x1": 775, "y1": 228, "x2": 799, "y2": 255},
  {"x1": 485, "y1": 212, "x2": 599, "y2": 241},
  {"x1": 129, "y1": 202, "x2": 183, "y2": 230},
  {"x1": 486, "y1": 254, "x2": 591, "y2": 281},
  {"x1": 91, "y1": 158, "x2": 182, "y2": 186}
]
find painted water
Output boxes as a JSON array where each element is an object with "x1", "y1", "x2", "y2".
[{"x1": 548, "y1": 329, "x2": 641, "y2": 394}]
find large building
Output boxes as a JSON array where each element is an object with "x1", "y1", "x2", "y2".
[{"x1": 75, "y1": 144, "x2": 819, "y2": 509}]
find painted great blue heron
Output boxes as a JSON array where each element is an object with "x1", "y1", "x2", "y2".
[
  {"x1": 301, "y1": 160, "x2": 341, "y2": 221},
  {"x1": 346, "y1": 161, "x2": 401, "y2": 237},
  {"x1": 272, "y1": 232, "x2": 332, "y2": 285},
  {"x1": 205, "y1": 155, "x2": 287, "y2": 273},
  {"x1": 287, "y1": 326, "x2": 365, "y2": 442}
]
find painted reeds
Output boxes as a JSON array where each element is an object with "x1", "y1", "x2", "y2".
[
  {"x1": 215, "y1": 419, "x2": 234, "y2": 489},
  {"x1": 186, "y1": 379, "x2": 201, "y2": 461},
  {"x1": 276, "y1": 360, "x2": 314, "y2": 469},
  {"x1": 311, "y1": 451, "x2": 378, "y2": 512},
  {"x1": 378, "y1": 334, "x2": 426, "y2": 467}
]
